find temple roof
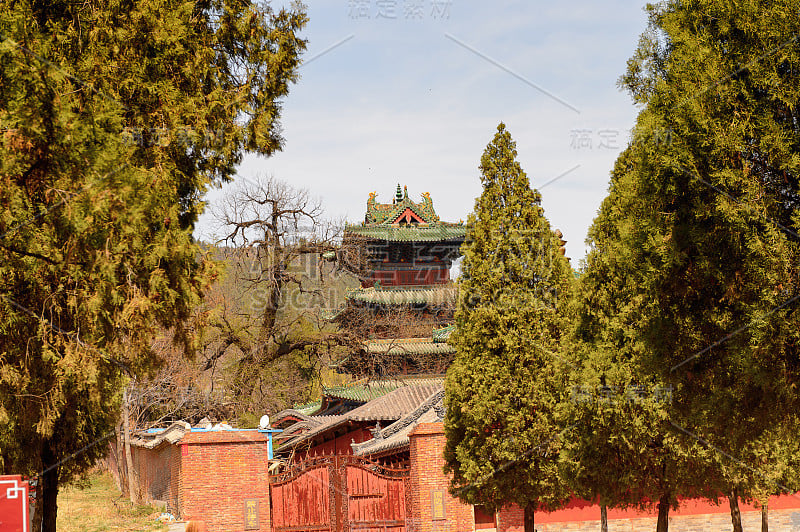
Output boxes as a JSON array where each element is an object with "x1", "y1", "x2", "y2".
[
  {"x1": 346, "y1": 285, "x2": 457, "y2": 306},
  {"x1": 346, "y1": 224, "x2": 467, "y2": 242},
  {"x1": 345, "y1": 185, "x2": 466, "y2": 242},
  {"x1": 322, "y1": 376, "x2": 445, "y2": 403},
  {"x1": 364, "y1": 338, "x2": 456, "y2": 356},
  {"x1": 352, "y1": 388, "x2": 444, "y2": 457},
  {"x1": 432, "y1": 324, "x2": 455, "y2": 343},
  {"x1": 274, "y1": 383, "x2": 443, "y2": 452}
]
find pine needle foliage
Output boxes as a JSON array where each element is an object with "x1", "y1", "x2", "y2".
[
  {"x1": 571, "y1": 0, "x2": 800, "y2": 528},
  {"x1": 0, "y1": 0, "x2": 306, "y2": 528},
  {"x1": 444, "y1": 123, "x2": 573, "y2": 519}
]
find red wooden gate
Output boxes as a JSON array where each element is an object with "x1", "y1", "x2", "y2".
[{"x1": 270, "y1": 455, "x2": 409, "y2": 532}]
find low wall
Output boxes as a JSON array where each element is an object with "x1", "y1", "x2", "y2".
[
  {"x1": 108, "y1": 440, "x2": 179, "y2": 513},
  {"x1": 109, "y1": 429, "x2": 271, "y2": 531},
  {"x1": 107, "y1": 420, "x2": 800, "y2": 532},
  {"x1": 408, "y1": 422, "x2": 800, "y2": 532},
  {"x1": 179, "y1": 430, "x2": 271, "y2": 532}
]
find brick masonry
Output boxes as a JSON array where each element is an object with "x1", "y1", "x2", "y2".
[
  {"x1": 180, "y1": 431, "x2": 271, "y2": 532},
  {"x1": 407, "y1": 422, "x2": 800, "y2": 532},
  {"x1": 112, "y1": 421, "x2": 800, "y2": 532},
  {"x1": 534, "y1": 509, "x2": 800, "y2": 532},
  {"x1": 408, "y1": 422, "x2": 524, "y2": 532},
  {"x1": 108, "y1": 439, "x2": 179, "y2": 513}
]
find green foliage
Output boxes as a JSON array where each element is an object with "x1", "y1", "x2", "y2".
[
  {"x1": 564, "y1": 165, "x2": 719, "y2": 511},
  {"x1": 444, "y1": 123, "x2": 574, "y2": 512},
  {"x1": 0, "y1": 0, "x2": 306, "y2": 524},
  {"x1": 571, "y1": 0, "x2": 800, "y2": 518}
]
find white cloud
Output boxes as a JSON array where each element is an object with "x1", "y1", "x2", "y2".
[{"x1": 196, "y1": 0, "x2": 652, "y2": 261}]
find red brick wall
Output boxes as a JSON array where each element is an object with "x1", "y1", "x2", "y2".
[
  {"x1": 408, "y1": 423, "x2": 473, "y2": 532},
  {"x1": 405, "y1": 422, "x2": 800, "y2": 532},
  {"x1": 134, "y1": 444, "x2": 174, "y2": 504},
  {"x1": 179, "y1": 431, "x2": 271, "y2": 532},
  {"x1": 170, "y1": 443, "x2": 181, "y2": 518},
  {"x1": 497, "y1": 505, "x2": 524, "y2": 532},
  {"x1": 533, "y1": 494, "x2": 800, "y2": 531}
]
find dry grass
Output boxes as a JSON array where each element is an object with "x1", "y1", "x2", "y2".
[{"x1": 57, "y1": 471, "x2": 168, "y2": 532}]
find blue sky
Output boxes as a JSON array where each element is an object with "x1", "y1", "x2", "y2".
[{"x1": 196, "y1": 0, "x2": 652, "y2": 262}]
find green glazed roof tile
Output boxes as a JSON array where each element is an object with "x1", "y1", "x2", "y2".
[
  {"x1": 364, "y1": 338, "x2": 456, "y2": 356},
  {"x1": 292, "y1": 400, "x2": 322, "y2": 415},
  {"x1": 344, "y1": 224, "x2": 467, "y2": 242},
  {"x1": 346, "y1": 285, "x2": 457, "y2": 306},
  {"x1": 323, "y1": 375, "x2": 445, "y2": 403},
  {"x1": 432, "y1": 325, "x2": 455, "y2": 343}
]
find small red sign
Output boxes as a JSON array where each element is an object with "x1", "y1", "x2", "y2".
[{"x1": 0, "y1": 475, "x2": 29, "y2": 532}]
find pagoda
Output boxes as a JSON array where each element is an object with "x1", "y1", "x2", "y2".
[
  {"x1": 336, "y1": 185, "x2": 467, "y2": 375},
  {"x1": 269, "y1": 185, "x2": 466, "y2": 465},
  {"x1": 346, "y1": 184, "x2": 466, "y2": 288}
]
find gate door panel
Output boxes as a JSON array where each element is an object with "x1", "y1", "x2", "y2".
[
  {"x1": 271, "y1": 457, "x2": 333, "y2": 532},
  {"x1": 345, "y1": 461, "x2": 407, "y2": 532},
  {"x1": 271, "y1": 455, "x2": 409, "y2": 532}
]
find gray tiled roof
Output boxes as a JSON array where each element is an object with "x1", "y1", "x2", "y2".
[
  {"x1": 352, "y1": 389, "x2": 444, "y2": 457},
  {"x1": 130, "y1": 421, "x2": 191, "y2": 449},
  {"x1": 275, "y1": 383, "x2": 443, "y2": 451}
]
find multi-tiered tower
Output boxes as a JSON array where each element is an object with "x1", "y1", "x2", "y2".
[{"x1": 337, "y1": 185, "x2": 467, "y2": 376}]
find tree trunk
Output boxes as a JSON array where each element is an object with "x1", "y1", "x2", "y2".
[
  {"x1": 524, "y1": 503, "x2": 535, "y2": 532},
  {"x1": 728, "y1": 488, "x2": 743, "y2": 532},
  {"x1": 115, "y1": 423, "x2": 126, "y2": 494},
  {"x1": 656, "y1": 493, "x2": 670, "y2": 532},
  {"x1": 122, "y1": 386, "x2": 138, "y2": 504},
  {"x1": 600, "y1": 504, "x2": 608, "y2": 532},
  {"x1": 761, "y1": 501, "x2": 768, "y2": 532},
  {"x1": 39, "y1": 443, "x2": 59, "y2": 532}
]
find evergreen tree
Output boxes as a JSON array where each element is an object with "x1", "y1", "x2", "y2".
[
  {"x1": 563, "y1": 148, "x2": 719, "y2": 532},
  {"x1": 0, "y1": 0, "x2": 306, "y2": 529},
  {"x1": 443, "y1": 123, "x2": 573, "y2": 531},
  {"x1": 575, "y1": 1, "x2": 800, "y2": 529}
]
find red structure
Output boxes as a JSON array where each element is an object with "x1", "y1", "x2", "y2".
[
  {"x1": 111, "y1": 185, "x2": 800, "y2": 531},
  {"x1": 179, "y1": 430, "x2": 272, "y2": 531},
  {"x1": 109, "y1": 424, "x2": 276, "y2": 532},
  {"x1": 271, "y1": 455, "x2": 409, "y2": 532},
  {"x1": 345, "y1": 185, "x2": 466, "y2": 289},
  {"x1": 0, "y1": 475, "x2": 30, "y2": 532}
]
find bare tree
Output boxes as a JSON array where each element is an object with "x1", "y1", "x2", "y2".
[{"x1": 208, "y1": 176, "x2": 366, "y2": 412}]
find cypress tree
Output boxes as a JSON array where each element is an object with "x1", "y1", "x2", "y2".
[
  {"x1": 444, "y1": 123, "x2": 573, "y2": 531},
  {"x1": 574, "y1": 1, "x2": 800, "y2": 529},
  {"x1": 0, "y1": 0, "x2": 306, "y2": 529},
  {"x1": 564, "y1": 147, "x2": 719, "y2": 532}
]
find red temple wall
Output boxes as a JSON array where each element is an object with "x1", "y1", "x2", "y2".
[
  {"x1": 364, "y1": 267, "x2": 450, "y2": 287},
  {"x1": 298, "y1": 427, "x2": 373, "y2": 460},
  {"x1": 407, "y1": 422, "x2": 800, "y2": 532},
  {"x1": 179, "y1": 431, "x2": 271, "y2": 532}
]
